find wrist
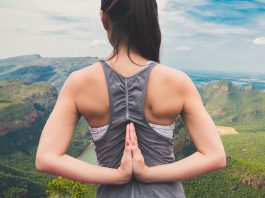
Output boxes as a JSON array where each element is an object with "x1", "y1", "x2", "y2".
[
  {"x1": 135, "y1": 165, "x2": 152, "y2": 183},
  {"x1": 116, "y1": 167, "x2": 132, "y2": 185}
]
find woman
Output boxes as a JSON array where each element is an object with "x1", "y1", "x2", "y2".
[{"x1": 35, "y1": 0, "x2": 226, "y2": 197}]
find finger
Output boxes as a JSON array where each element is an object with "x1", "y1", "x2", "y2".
[
  {"x1": 129, "y1": 122, "x2": 135, "y2": 146},
  {"x1": 129, "y1": 124, "x2": 140, "y2": 156},
  {"x1": 128, "y1": 122, "x2": 134, "y2": 145},
  {"x1": 125, "y1": 124, "x2": 133, "y2": 161},
  {"x1": 130, "y1": 122, "x2": 138, "y2": 148},
  {"x1": 131, "y1": 122, "x2": 137, "y2": 141},
  {"x1": 125, "y1": 124, "x2": 132, "y2": 151},
  {"x1": 131, "y1": 141, "x2": 142, "y2": 158}
]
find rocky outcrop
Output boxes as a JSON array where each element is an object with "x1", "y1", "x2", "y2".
[
  {"x1": 0, "y1": 80, "x2": 57, "y2": 136},
  {"x1": 0, "y1": 110, "x2": 37, "y2": 136}
]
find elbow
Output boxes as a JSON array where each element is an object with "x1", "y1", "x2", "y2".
[
  {"x1": 35, "y1": 155, "x2": 46, "y2": 172},
  {"x1": 215, "y1": 151, "x2": 227, "y2": 169},
  {"x1": 35, "y1": 153, "x2": 51, "y2": 173}
]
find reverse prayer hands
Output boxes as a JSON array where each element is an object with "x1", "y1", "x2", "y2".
[{"x1": 117, "y1": 122, "x2": 149, "y2": 183}]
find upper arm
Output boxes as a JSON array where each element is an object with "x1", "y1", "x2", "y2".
[
  {"x1": 36, "y1": 71, "x2": 81, "y2": 160},
  {"x1": 179, "y1": 72, "x2": 226, "y2": 158}
]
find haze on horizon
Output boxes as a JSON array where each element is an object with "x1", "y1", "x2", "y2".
[{"x1": 0, "y1": 0, "x2": 265, "y2": 73}]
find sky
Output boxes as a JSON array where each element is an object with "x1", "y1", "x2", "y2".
[{"x1": 0, "y1": 0, "x2": 265, "y2": 73}]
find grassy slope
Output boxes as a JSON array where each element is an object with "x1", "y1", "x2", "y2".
[{"x1": 181, "y1": 128, "x2": 265, "y2": 197}]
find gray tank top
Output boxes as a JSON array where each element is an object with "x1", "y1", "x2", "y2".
[{"x1": 92, "y1": 59, "x2": 186, "y2": 198}]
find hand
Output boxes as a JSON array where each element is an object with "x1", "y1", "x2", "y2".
[
  {"x1": 117, "y1": 123, "x2": 133, "y2": 184},
  {"x1": 128, "y1": 122, "x2": 150, "y2": 182}
]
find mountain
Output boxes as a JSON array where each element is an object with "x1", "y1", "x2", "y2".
[
  {"x1": 0, "y1": 54, "x2": 99, "y2": 91},
  {"x1": 0, "y1": 80, "x2": 57, "y2": 155},
  {"x1": 198, "y1": 80, "x2": 265, "y2": 132}
]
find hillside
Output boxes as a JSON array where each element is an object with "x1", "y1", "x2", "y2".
[
  {"x1": 0, "y1": 80, "x2": 58, "y2": 153},
  {"x1": 199, "y1": 80, "x2": 265, "y2": 132},
  {"x1": 0, "y1": 80, "x2": 57, "y2": 136},
  {"x1": 0, "y1": 80, "x2": 90, "y2": 197}
]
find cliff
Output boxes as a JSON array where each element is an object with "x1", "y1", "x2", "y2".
[{"x1": 0, "y1": 80, "x2": 57, "y2": 136}]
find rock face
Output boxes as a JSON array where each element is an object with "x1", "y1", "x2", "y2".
[{"x1": 0, "y1": 80, "x2": 57, "y2": 136}]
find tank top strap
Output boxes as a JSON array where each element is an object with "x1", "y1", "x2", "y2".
[
  {"x1": 99, "y1": 59, "x2": 157, "y2": 80},
  {"x1": 140, "y1": 60, "x2": 158, "y2": 115}
]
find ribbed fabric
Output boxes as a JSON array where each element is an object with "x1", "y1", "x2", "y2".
[{"x1": 91, "y1": 59, "x2": 186, "y2": 198}]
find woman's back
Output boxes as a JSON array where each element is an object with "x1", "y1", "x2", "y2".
[
  {"x1": 72, "y1": 58, "x2": 187, "y2": 197},
  {"x1": 75, "y1": 59, "x2": 185, "y2": 130}
]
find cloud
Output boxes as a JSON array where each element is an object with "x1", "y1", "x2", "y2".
[
  {"x1": 41, "y1": 30, "x2": 72, "y2": 36},
  {"x1": 253, "y1": 37, "x2": 265, "y2": 45},
  {"x1": 0, "y1": 0, "x2": 265, "y2": 73},
  {"x1": 172, "y1": 46, "x2": 191, "y2": 51},
  {"x1": 45, "y1": 13, "x2": 84, "y2": 23},
  {"x1": 90, "y1": 39, "x2": 108, "y2": 48}
]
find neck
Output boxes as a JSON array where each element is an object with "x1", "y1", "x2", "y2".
[{"x1": 106, "y1": 45, "x2": 149, "y2": 67}]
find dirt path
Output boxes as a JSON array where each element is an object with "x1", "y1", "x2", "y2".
[{"x1": 216, "y1": 126, "x2": 239, "y2": 135}]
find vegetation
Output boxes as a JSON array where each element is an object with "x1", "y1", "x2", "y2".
[
  {"x1": 0, "y1": 80, "x2": 91, "y2": 197},
  {"x1": 182, "y1": 131, "x2": 265, "y2": 198},
  {"x1": 45, "y1": 176, "x2": 97, "y2": 198},
  {"x1": 183, "y1": 156, "x2": 265, "y2": 198}
]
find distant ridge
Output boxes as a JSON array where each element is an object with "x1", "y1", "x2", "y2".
[
  {"x1": 0, "y1": 54, "x2": 100, "y2": 91},
  {"x1": 0, "y1": 54, "x2": 42, "y2": 61}
]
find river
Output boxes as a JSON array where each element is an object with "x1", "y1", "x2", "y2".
[{"x1": 77, "y1": 141, "x2": 97, "y2": 165}]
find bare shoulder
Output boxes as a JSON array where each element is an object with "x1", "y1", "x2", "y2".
[
  {"x1": 64, "y1": 61, "x2": 103, "y2": 91},
  {"x1": 154, "y1": 63, "x2": 202, "y2": 116},
  {"x1": 153, "y1": 63, "x2": 194, "y2": 94}
]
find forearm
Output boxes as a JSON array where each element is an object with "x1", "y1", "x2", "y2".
[
  {"x1": 36, "y1": 154, "x2": 125, "y2": 185},
  {"x1": 143, "y1": 151, "x2": 225, "y2": 183}
]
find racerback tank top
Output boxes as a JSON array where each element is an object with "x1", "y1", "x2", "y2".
[{"x1": 92, "y1": 59, "x2": 186, "y2": 198}]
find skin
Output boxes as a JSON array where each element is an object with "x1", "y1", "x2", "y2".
[{"x1": 35, "y1": 9, "x2": 226, "y2": 184}]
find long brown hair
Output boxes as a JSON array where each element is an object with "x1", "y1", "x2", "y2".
[{"x1": 101, "y1": 0, "x2": 161, "y2": 65}]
